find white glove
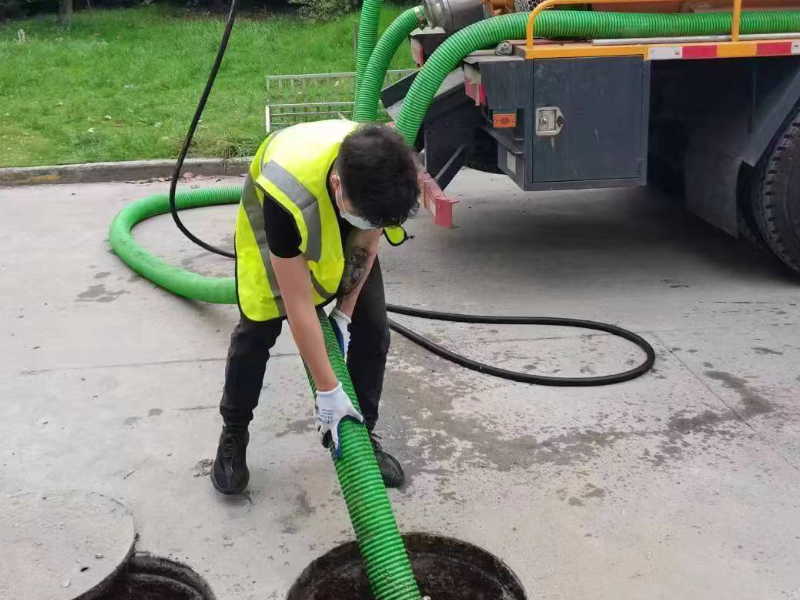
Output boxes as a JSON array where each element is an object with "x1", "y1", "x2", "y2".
[
  {"x1": 329, "y1": 308, "x2": 352, "y2": 358},
  {"x1": 315, "y1": 382, "x2": 364, "y2": 458}
]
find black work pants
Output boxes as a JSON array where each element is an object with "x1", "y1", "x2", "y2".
[{"x1": 219, "y1": 260, "x2": 390, "y2": 431}]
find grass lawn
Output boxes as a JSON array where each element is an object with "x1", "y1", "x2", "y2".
[{"x1": 0, "y1": 5, "x2": 415, "y2": 167}]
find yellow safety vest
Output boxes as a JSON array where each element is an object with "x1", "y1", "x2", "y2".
[{"x1": 234, "y1": 120, "x2": 408, "y2": 322}]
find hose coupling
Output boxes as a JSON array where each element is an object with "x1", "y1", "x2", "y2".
[{"x1": 423, "y1": 0, "x2": 486, "y2": 33}]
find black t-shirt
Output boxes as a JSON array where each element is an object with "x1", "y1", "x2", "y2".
[
  {"x1": 262, "y1": 189, "x2": 352, "y2": 258},
  {"x1": 263, "y1": 192, "x2": 303, "y2": 258}
]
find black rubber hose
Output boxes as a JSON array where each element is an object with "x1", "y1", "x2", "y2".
[
  {"x1": 168, "y1": 0, "x2": 238, "y2": 259},
  {"x1": 386, "y1": 305, "x2": 655, "y2": 386}
]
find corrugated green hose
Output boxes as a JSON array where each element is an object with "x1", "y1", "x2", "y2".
[
  {"x1": 108, "y1": 188, "x2": 238, "y2": 304},
  {"x1": 314, "y1": 311, "x2": 421, "y2": 599},
  {"x1": 355, "y1": 0, "x2": 385, "y2": 100},
  {"x1": 537, "y1": 9, "x2": 800, "y2": 39},
  {"x1": 108, "y1": 189, "x2": 423, "y2": 600},
  {"x1": 354, "y1": 6, "x2": 424, "y2": 122},
  {"x1": 394, "y1": 10, "x2": 800, "y2": 144}
]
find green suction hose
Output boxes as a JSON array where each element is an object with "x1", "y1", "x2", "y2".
[
  {"x1": 315, "y1": 311, "x2": 421, "y2": 599},
  {"x1": 355, "y1": 0, "x2": 385, "y2": 100},
  {"x1": 354, "y1": 5, "x2": 425, "y2": 122},
  {"x1": 534, "y1": 9, "x2": 800, "y2": 40}
]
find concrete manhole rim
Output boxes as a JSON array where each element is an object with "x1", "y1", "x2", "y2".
[
  {"x1": 92, "y1": 552, "x2": 217, "y2": 600},
  {"x1": 288, "y1": 532, "x2": 527, "y2": 600}
]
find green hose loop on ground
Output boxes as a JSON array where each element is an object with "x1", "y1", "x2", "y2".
[
  {"x1": 314, "y1": 311, "x2": 422, "y2": 600},
  {"x1": 355, "y1": 0, "x2": 385, "y2": 103},
  {"x1": 108, "y1": 187, "x2": 239, "y2": 304},
  {"x1": 354, "y1": 6, "x2": 424, "y2": 123},
  {"x1": 393, "y1": 10, "x2": 800, "y2": 145}
]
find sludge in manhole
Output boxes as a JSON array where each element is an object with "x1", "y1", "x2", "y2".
[
  {"x1": 287, "y1": 533, "x2": 526, "y2": 600},
  {"x1": 94, "y1": 553, "x2": 216, "y2": 600}
]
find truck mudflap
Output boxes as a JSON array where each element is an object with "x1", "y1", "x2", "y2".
[{"x1": 383, "y1": 70, "x2": 464, "y2": 228}]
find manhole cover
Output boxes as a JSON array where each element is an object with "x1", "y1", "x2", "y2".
[
  {"x1": 287, "y1": 533, "x2": 527, "y2": 599},
  {"x1": 0, "y1": 491, "x2": 135, "y2": 600}
]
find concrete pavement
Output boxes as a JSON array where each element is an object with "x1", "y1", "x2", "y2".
[{"x1": 1, "y1": 170, "x2": 798, "y2": 599}]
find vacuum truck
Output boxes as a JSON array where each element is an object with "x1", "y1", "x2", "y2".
[{"x1": 382, "y1": 0, "x2": 800, "y2": 275}]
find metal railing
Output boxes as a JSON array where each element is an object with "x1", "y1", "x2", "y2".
[
  {"x1": 525, "y1": 0, "x2": 745, "y2": 52},
  {"x1": 265, "y1": 69, "x2": 417, "y2": 132}
]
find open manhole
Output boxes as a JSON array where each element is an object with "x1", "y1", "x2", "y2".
[
  {"x1": 93, "y1": 553, "x2": 216, "y2": 600},
  {"x1": 287, "y1": 533, "x2": 526, "y2": 600}
]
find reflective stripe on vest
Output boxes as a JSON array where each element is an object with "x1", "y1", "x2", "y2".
[{"x1": 238, "y1": 176, "x2": 285, "y2": 316}]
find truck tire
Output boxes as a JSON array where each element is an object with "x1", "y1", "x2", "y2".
[{"x1": 753, "y1": 109, "x2": 800, "y2": 275}]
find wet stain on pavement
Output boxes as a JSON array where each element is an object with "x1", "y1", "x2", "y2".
[
  {"x1": 177, "y1": 405, "x2": 218, "y2": 412},
  {"x1": 752, "y1": 346, "x2": 783, "y2": 356},
  {"x1": 667, "y1": 410, "x2": 722, "y2": 435},
  {"x1": 275, "y1": 417, "x2": 315, "y2": 438},
  {"x1": 388, "y1": 344, "x2": 778, "y2": 482},
  {"x1": 295, "y1": 490, "x2": 315, "y2": 517},
  {"x1": 703, "y1": 370, "x2": 773, "y2": 417},
  {"x1": 280, "y1": 490, "x2": 316, "y2": 534},
  {"x1": 557, "y1": 483, "x2": 607, "y2": 507},
  {"x1": 77, "y1": 284, "x2": 128, "y2": 303},
  {"x1": 582, "y1": 483, "x2": 606, "y2": 498},
  {"x1": 180, "y1": 252, "x2": 210, "y2": 269},
  {"x1": 663, "y1": 279, "x2": 689, "y2": 288}
]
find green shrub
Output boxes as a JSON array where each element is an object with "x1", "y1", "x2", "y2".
[{"x1": 289, "y1": 0, "x2": 357, "y2": 21}]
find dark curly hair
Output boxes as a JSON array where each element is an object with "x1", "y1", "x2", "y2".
[{"x1": 338, "y1": 124, "x2": 419, "y2": 227}]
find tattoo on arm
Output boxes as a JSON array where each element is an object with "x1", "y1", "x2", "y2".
[{"x1": 341, "y1": 247, "x2": 369, "y2": 295}]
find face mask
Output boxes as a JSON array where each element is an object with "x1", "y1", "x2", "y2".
[
  {"x1": 333, "y1": 177, "x2": 377, "y2": 230},
  {"x1": 340, "y1": 210, "x2": 377, "y2": 230}
]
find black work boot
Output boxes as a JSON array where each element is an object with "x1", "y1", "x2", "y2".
[
  {"x1": 211, "y1": 426, "x2": 250, "y2": 495},
  {"x1": 370, "y1": 432, "x2": 405, "y2": 489}
]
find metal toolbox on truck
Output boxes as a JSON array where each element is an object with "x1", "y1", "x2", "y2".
[{"x1": 471, "y1": 54, "x2": 651, "y2": 191}]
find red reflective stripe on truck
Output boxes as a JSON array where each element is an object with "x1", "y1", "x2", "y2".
[
  {"x1": 682, "y1": 45, "x2": 718, "y2": 59},
  {"x1": 410, "y1": 38, "x2": 425, "y2": 66},
  {"x1": 464, "y1": 81, "x2": 486, "y2": 106},
  {"x1": 757, "y1": 41, "x2": 793, "y2": 56}
]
